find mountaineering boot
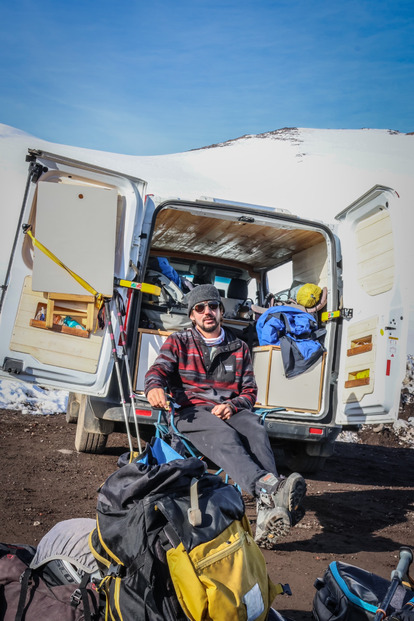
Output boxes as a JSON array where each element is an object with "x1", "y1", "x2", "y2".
[
  {"x1": 254, "y1": 501, "x2": 291, "y2": 549},
  {"x1": 256, "y1": 472, "x2": 307, "y2": 527}
]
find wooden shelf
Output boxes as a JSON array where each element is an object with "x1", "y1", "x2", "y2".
[
  {"x1": 347, "y1": 343, "x2": 373, "y2": 356},
  {"x1": 46, "y1": 293, "x2": 95, "y2": 331},
  {"x1": 29, "y1": 319, "x2": 89, "y2": 339},
  {"x1": 344, "y1": 377, "x2": 370, "y2": 389}
]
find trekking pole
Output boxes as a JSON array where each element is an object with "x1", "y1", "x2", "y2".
[
  {"x1": 373, "y1": 547, "x2": 413, "y2": 621},
  {"x1": 114, "y1": 290, "x2": 142, "y2": 454},
  {"x1": 104, "y1": 298, "x2": 134, "y2": 454}
]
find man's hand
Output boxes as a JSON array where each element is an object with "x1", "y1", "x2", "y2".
[
  {"x1": 211, "y1": 403, "x2": 234, "y2": 420},
  {"x1": 147, "y1": 388, "x2": 169, "y2": 410}
]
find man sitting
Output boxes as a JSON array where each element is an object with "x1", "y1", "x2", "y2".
[{"x1": 145, "y1": 284, "x2": 306, "y2": 548}]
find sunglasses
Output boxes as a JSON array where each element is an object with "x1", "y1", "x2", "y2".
[{"x1": 192, "y1": 301, "x2": 221, "y2": 314}]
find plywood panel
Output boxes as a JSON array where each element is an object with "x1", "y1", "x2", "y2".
[
  {"x1": 151, "y1": 208, "x2": 324, "y2": 270},
  {"x1": 10, "y1": 277, "x2": 103, "y2": 373},
  {"x1": 253, "y1": 346, "x2": 325, "y2": 412},
  {"x1": 292, "y1": 242, "x2": 328, "y2": 287},
  {"x1": 134, "y1": 330, "x2": 170, "y2": 391},
  {"x1": 355, "y1": 210, "x2": 394, "y2": 295},
  {"x1": 32, "y1": 182, "x2": 118, "y2": 296}
]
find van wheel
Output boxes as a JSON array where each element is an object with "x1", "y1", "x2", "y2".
[
  {"x1": 75, "y1": 394, "x2": 108, "y2": 454},
  {"x1": 285, "y1": 446, "x2": 326, "y2": 474},
  {"x1": 66, "y1": 393, "x2": 80, "y2": 424}
]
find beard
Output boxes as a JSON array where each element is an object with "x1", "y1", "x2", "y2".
[
  {"x1": 194, "y1": 315, "x2": 220, "y2": 334},
  {"x1": 201, "y1": 319, "x2": 220, "y2": 333}
]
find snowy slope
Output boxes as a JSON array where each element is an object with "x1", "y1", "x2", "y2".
[{"x1": 0, "y1": 123, "x2": 413, "y2": 412}]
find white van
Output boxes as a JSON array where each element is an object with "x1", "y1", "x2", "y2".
[{"x1": 0, "y1": 149, "x2": 409, "y2": 472}]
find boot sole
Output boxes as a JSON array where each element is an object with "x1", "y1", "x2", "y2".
[
  {"x1": 273, "y1": 472, "x2": 307, "y2": 514},
  {"x1": 254, "y1": 508, "x2": 291, "y2": 549}
]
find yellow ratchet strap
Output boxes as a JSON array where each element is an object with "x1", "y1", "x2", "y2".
[
  {"x1": 115, "y1": 278, "x2": 161, "y2": 296},
  {"x1": 24, "y1": 226, "x2": 161, "y2": 304},
  {"x1": 24, "y1": 226, "x2": 104, "y2": 309}
]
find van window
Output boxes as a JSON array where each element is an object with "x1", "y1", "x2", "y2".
[
  {"x1": 356, "y1": 210, "x2": 394, "y2": 295},
  {"x1": 267, "y1": 262, "x2": 293, "y2": 297}
]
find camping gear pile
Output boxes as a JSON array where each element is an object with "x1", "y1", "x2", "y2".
[
  {"x1": 89, "y1": 437, "x2": 288, "y2": 620},
  {"x1": 2, "y1": 438, "x2": 413, "y2": 619},
  {"x1": 0, "y1": 439, "x2": 294, "y2": 620}
]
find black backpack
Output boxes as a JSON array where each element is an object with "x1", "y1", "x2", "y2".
[{"x1": 89, "y1": 438, "x2": 282, "y2": 621}]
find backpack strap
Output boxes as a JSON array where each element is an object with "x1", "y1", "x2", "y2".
[
  {"x1": 15, "y1": 567, "x2": 32, "y2": 621},
  {"x1": 69, "y1": 572, "x2": 94, "y2": 621}
]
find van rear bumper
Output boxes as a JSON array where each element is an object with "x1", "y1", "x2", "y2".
[
  {"x1": 97, "y1": 401, "x2": 341, "y2": 454},
  {"x1": 264, "y1": 420, "x2": 341, "y2": 457}
]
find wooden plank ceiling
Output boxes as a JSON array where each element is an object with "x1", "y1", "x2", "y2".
[{"x1": 151, "y1": 208, "x2": 323, "y2": 271}]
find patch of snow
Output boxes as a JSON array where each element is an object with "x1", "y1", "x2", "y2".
[
  {"x1": 0, "y1": 378, "x2": 68, "y2": 415},
  {"x1": 336, "y1": 430, "x2": 361, "y2": 444}
]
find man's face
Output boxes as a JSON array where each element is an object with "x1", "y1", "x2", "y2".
[{"x1": 190, "y1": 300, "x2": 222, "y2": 336}]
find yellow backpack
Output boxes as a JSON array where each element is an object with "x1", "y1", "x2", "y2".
[{"x1": 167, "y1": 513, "x2": 285, "y2": 621}]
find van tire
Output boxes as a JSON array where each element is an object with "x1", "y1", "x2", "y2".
[
  {"x1": 75, "y1": 394, "x2": 108, "y2": 454},
  {"x1": 285, "y1": 446, "x2": 326, "y2": 474}
]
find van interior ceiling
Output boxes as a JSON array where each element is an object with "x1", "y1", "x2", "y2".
[{"x1": 147, "y1": 205, "x2": 327, "y2": 302}]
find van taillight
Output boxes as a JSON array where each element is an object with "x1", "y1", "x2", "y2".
[
  {"x1": 135, "y1": 409, "x2": 152, "y2": 417},
  {"x1": 309, "y1": 428, "x2": 323, "y2": 435}
]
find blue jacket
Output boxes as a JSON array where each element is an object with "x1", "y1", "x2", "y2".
[{"x1": 256, "y1": 305, "x2": 325, "y2": 377}]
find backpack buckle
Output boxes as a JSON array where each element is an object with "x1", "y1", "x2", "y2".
[
  {"x1": 70, "y1": 588, "x2": 82, "y2": 607},
  {"x1": 188, "y1": 478, "x2": 202, "y2": 526}
]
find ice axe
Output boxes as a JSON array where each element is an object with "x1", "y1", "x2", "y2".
[{"x1": 373, "y1": 546, "x2": 413, "y2": 620}]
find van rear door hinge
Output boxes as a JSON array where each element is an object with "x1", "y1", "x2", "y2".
[{"x1": 29, "y1": 162, "x2": 48, "y2": 184}]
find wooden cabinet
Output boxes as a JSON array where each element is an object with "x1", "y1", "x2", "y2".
[{"x1": 252, "y1": 345, "x2": 325, "y2": 412}]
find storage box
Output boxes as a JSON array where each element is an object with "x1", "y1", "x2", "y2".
[
  {"x1": 134, "y1": 329, "x2": 171, "y2": 392},
  {"x1": 252, "y1": 345, "x2": 325, "y2": 412}
]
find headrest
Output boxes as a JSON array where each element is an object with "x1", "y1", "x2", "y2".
[{"x1": 227, "y1": 278, "x2": 248, "y2": 300}]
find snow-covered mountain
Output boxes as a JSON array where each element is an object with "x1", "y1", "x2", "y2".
[
  {"x1": 1, "y1": 124, "x2": 413, "y2": 225},
  {"x1": 0, "y1": 123, "x2": 413, "y2": 413}
]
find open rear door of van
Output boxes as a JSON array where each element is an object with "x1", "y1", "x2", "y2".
[
  {"x1": 0, "y1": 149, "x2": 147, "y2": 396},
  {"x1": 334, "y1": 185, "x2": 410, "y2": 426}
]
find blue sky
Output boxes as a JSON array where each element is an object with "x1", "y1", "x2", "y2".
[{"x1": 0, "y1": 0, "x2": 413, "y2": 155}]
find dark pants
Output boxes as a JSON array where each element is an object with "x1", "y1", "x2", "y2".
[{"x1": 174, "y1": 405, "x2": 278, "y2": 496}]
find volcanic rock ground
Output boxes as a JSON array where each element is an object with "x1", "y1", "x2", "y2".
[{"x1": 0, "y1": 400, "x2": 413, "y2": 620}]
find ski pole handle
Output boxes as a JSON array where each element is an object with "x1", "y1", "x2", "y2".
[
  {"x1": 392, "y1": 547, "x2": 413, "y2": 582},
  {"x1": 374, "y1": 547, "x2": 413, "y2": 621}
]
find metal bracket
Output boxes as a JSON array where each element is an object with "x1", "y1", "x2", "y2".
[{"x1": 2, "y1": 358, "x2": 23, "y2": 374}]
